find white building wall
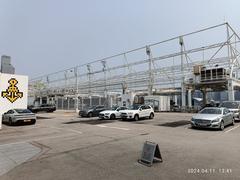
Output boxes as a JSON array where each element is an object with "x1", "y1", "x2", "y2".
[{"x1": 0, "y1": 73, "x2": 28, "y2": 129}]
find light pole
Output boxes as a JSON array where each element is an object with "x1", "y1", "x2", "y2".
[
  {"x1": 101, "y1": 60, "x2": 107, "y2": 98},
  {"x1": 146, "y1": 46, "x2": 153, "y2": 95},
  {"x1": 74, "y1": 67, "x2": 79, "y2": 112},
  {"x1": 87, "y1": 64, "x2": 92, "y2": 107},
  {"x1": 179, "y1": 36, "x2": 186, "y2": 110}
]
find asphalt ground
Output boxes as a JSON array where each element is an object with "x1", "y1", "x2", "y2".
[{"x1": 0, "y1": 111, "x2": 239, "y2": 180}]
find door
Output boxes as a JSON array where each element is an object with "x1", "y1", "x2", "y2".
[
  {"x1": 139, "y1": 105, "x2": 146, "y2": 117},
  {"x1": 95, "y1": 106, "x2": 105, "y2": 116},
  {"x1": 223, "y1": 108, "x2": 232, "y2": 125},
  {"x1": 145, "y1": 105, "x2": 152, "y2": 117},
  {"x1": 226, "y1": 109, "x2": 233, "y2": 125},
  {"x1": 3, "y1": 110, "x2": 14, "y2": 123}
]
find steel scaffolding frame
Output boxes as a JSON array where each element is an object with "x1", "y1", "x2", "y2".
[{"x1": 29, "y1": 22, "x2": 240, "y2": 108}]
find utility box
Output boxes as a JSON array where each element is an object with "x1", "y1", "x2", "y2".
[
  {"x1": 120, "y1": 92, "x2": 136, "y2": 107},
  {"x1": 193, "y1": 65, "x2": 203, "y2": 75},
  {"x1": 0, "y1": 73, "x2": 28, "y2": 129},
  {"x1": 144, "y1": 96, "x2": 170, "y2": 112},
  {"x1": 1, "y1": 55, "x2": 15, "y2": 74}
]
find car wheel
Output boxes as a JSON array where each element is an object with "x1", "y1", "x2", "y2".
[
  {"x1": 110, "y1": 114, "x2": 115, "y2": 120},
  {"x1": 220, "y1": 121, "x2": 224, "y2": 131},
  {"x1": 134, "y1": 114, "x2": 139, "y2": 121},
  {"x1": 149, "y1": 113, "x2": 154, "y2": 119},
  {"x1": 88, "y1": 112, "x2": 93, "y2": 118},
  {"x1": 9, "y1": 118, "x2": 13, "y2": 126},
  {"x1": 32, "y1": 119, "x2": 36, "y2": 125},
  {"x1": 231, "y1": 118, "x2": 235, "y2": 126}
]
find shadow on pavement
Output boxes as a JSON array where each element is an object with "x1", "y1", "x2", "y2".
[
  {"x1": 63, "y1": 119, "x2": 115, "y2": 125},
  {"x1": 36, "y1": 116, "x2": 54, "y2": 120},
  {"x1": 158, "y1": 120, "x2": 190, "y2": 127}
]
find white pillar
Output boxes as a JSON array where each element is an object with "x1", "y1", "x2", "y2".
[
  {"x1": 67, "y1": 98, "x2": 70, "y2": 110},
  {"x1": 89, "y1": 96, "x2": 92, "y2": 107},
  {"x1": 39, "y1": 97, "x2": 43, "y2": 105},
  {"x1": 181, "y1": 85, "x2": 186, "y2": 109},
  {"x1": 47, "y1": 96, "x2": 50, "y2": 104},
  {"x1": 75, "y1": 96, "x2": 79, "y2": 112},
  {"x1": 228, "y1": 80, "x2": 235, "y2": 101},
  {"x1": 188, "y1": 90, "x2": 192, "y2": 108},
  {"x1": 174, "y1": 95, "x2": 178, "y2": 105}
]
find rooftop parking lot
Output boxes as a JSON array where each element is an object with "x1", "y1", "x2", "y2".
[{"x1": 0, "y1": 111, "x2": 240, "y2": 180}]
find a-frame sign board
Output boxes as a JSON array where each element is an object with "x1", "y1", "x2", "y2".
[{"x1": 138, "y1": 141, "x2": 163, "y2": 167}]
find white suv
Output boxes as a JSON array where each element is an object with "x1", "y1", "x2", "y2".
[{"x1": 120, "y1": 104, "x2": 154, "y2": 121}]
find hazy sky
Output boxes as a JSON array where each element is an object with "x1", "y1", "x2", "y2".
[{"x1": 0, "y1": 0, "x2": 239, "y2": 78}]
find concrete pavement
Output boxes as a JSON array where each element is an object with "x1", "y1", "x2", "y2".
[{"x1": 0, "y1": 111, "x2": 239, "y2": 180}]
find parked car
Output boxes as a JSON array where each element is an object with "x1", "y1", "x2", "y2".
[
  {"x1": 99, "y1": 106, "x2": 128, "y2": 120},
  {"x1": 120, "y1": 104, "x2": 154, "y2": 121},
  {"x1": 191, "y1": 107, "x2": 234, "y2": 130},
  {"x1": 79, "y1": 105, "x2": 106, "y2": 117},
  {"x1": 28, "y1": 104, "x2": 56, "y2": 113},
  {"x1": 219, "y1": 101, "x2": 240, "y2": 120},
  {"x1": 2, "y1": 109, "x2": 36, "y2": 125}
]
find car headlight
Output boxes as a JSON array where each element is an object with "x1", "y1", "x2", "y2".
[
  {"x1": 128, "y1": 112, "x2": 133, "y2": 115},
  {"x1": 105, "y1": 113, "x2": 110, "y2": 115},
  {"x1": 212, "y1": 118, "x2": 220, "y2": 123}
]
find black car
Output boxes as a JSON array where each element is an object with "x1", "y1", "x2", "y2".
[
  {"x1": 28, "y1": 104, "x2": 56, "y2": 113},
  {"x1": 79, "y1": 105, "x2": 106, "y2": 117}
]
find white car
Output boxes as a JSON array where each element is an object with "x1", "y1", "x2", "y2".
[
  {"x1": 120, "y1": 104, "x2": 154, "y2": 121},
  {"x1": 2, "y1": 109, "x2": 36, "y2": 125},
  {"x1": 99, "y1": 106, "x2": 128, "y2": 120}
]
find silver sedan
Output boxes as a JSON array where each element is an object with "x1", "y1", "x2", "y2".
[
  {"x1": 191, "y1": 107, "x2": 234, "y2": 130},
  {"x1": 2, "y1": 109, "x2": 36, "y2": 125}
]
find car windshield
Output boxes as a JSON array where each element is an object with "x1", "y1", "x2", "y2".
[
  {"x1": 200, "y1": 108, "x2": 222, "y2": 114},
  {"x1": 111, "y1": 106, "x2": 119, "y2": 110},
  {"x1": 129, "y1": 105, "x2": 140, "y2": 110},
  {"x1": 219, "y1": 102, "x2": 239, "y2": 109},
  {"x1": 86, "y1": 106, "x2": 95, "y2": 110},
  {"x1": 15, "y1": 109, "x2": 32, "y2": 114}
]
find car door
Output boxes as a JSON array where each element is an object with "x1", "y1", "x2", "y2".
[
  {"x1": 139, "y1": 105, "x2": 146, "y2": 118},
  {"x1": 3, "y1": 110, "x2": 14, "y2": 122},
  {"x1": 95, "y1": 106, "x2": 104, "y2": 116},
  {"x1": 143, "y1": 105, "x2": 151, "y2": 117},
  {"x1": 223, "y1": 108, "x2": 231, "y2": 125},
  {"x1": 145, "y1": 105, "x2": 152, "y2": 116},
  {"x1": 226, "y1": 109, "x2": 233, "y2": 125},
  {"x1": 115, "y1": 107, "x2": 122, "y2": 118}
]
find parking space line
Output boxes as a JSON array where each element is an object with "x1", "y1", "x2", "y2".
[
  {"x1": 0, "y1": 134, "x2": 76, "y2": 147},
  {"x1": 44, "y1": 126, "x2": 83, "y2": 134},
  {"x1": 225, "y1": 125, "x2": 240, "y2": 133},
  {"x1": 96, "y1": 125, "x2": 130, "y2": 131}
]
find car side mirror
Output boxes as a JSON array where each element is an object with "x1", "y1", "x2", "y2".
[{"x1": 139, "y1": 108, "x2": 142, "y2": 111}]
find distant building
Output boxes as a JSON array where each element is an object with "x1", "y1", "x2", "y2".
[{"x1": 1, "y1": 55, "x2": 15, "y2": 74}]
